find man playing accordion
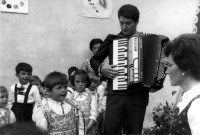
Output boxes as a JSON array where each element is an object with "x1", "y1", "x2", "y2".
[{"x1": 90, "y1": 4, "x2": 168, "y2": 135}]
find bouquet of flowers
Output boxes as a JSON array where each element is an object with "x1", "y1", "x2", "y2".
[{"x1": 142, "y1": 101, "x2": 179, "y2": 135}]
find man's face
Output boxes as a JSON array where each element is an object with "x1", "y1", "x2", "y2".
[
  {"x1": 16, "y1": 70, "x2": 32, "y2": 85},
  {"x1": 119, "y1": 16, "x2": 138, "y2": 36}
]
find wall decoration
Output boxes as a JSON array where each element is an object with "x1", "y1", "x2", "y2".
[
  {"x1": 82, "y1": 0, "x2": 112, "y2": 18},
  {"x1": 1, "y1": 0, "x2": 28, "y2": 14},
  {"x1": 193, "y1": 0, "x2": 200, "y2": 33}
]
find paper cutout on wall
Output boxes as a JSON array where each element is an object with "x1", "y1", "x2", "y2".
[
  {"x1": 193, "y1": 0, "x2": 200, "y2": 34},
  {"x1": 1, "y1": 0, "x2": 28, "y2": 14},
  {"x1": 82, "y1": 0, "x2": 112, "y2": 18}
]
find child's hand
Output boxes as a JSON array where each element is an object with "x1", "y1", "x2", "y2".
[
  {"x1": 86, "y1": 126, "x2": 92, "y2": 135},
  {"x1": 101, "y1": 81, "x2": 107, "y2": 88},
  {"x1": 85, "y1": 119, "x2": 95, "y2": 134}
]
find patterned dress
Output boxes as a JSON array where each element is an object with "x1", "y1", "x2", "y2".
[
  {"x1": 71, "y1": 91, "x2": 98, "y2": 135},
  {"x1": 0, "y1": 108, "x2": 10, "y2": 127},
  {"x1": 0, "y1": 108, "x2": 16, "y2": 127},
  {"x1": 41, "y1": 102, "x2": 77, "y2": 135}
]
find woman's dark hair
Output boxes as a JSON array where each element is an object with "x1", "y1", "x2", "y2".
[
  {"x1": 89, "y1": 38, "x2": 103, "y2": 51},
  {"x1": 43, "y1": 71, "x2": 68, "y2": 91},
  {"x1": 118, "y1": 4, "x2": 140, "y2": 22},
  {"x1": 164, "y1": 33, "x2": 200, "y2": 80},
  {"x1": 71, "y1": 69, "x2": 90, "y2": 88}
]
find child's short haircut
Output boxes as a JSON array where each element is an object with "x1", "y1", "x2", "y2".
[
  {"x1": 0, "y1": 85, "x2": 8, "y2": 93},
  {"x1": 30, "y1": 75, "x2": 42, "y2": 84},
  {"x1": 43, "y1": 71, "x2": 68, "y2": 91},
  {"x1": 15, "y1": 62, "x2": 33, "y2": 74},
  {"x1": 71, "y1": 69, "x2": 90, "y2": 87}
]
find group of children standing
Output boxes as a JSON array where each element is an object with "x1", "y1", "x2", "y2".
[{"x1": 0, "y1": 62, "x2": 107, "y2": 135}]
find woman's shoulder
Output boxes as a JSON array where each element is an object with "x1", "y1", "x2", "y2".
[
  {"x1": 188, "y1": 96, "x2": 200, "y2": 115},
  {"x1": 190, "y1": 97, "x2": 200, "y2": 109}
]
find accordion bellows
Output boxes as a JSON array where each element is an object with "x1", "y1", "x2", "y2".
[{"x1": 112, "y1": 33, "x2": 169, "y2": 91}]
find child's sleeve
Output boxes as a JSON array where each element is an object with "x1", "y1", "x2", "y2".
[
  {"x1": 97, "y1": 81, "x2": 107, "y2": 99},
  {"x1": 97, "y1": 83, "x2": 107, "y2": 113},
  {"x1": 9, "y1": 110, "x2": 16, "y2": 123},
  {"x1": 32, "y1": 103, "x2": 48, "y2": 131},
  {"x1": 33, "y1": 86, "x2": 42, "y2": 104},
  {"x1": 8, "y1": 85, "x2": 15, "y2": 109},
  {"x1": 89, "y1": 94, "x2": 98, "y2": 122}
]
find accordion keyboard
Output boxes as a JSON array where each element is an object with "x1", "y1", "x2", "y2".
[{"x1": 113, "y1": 38, "x2": 128, "y2": 90}]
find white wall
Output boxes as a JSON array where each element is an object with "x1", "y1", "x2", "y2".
[{"x1": 0, "y1": 0, "x2": 198, "y2": 127}]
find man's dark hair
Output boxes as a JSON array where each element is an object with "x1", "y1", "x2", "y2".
[{"x1": 118, "y1": 4, "x2": 140, "y2": 22}]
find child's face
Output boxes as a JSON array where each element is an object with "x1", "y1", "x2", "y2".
[
  {"x1": 16, "y1": 70, "x2": 32, "y2": 85},
  {"x1": 31, "y1": 80, "x2": 42, "y2": 92},
  {"x1": 42, "y1": 87, "x2": 49, "y2": 98},
  {"x1": 31, "y1": 80, "x2": 41, "y2": 88},
  {"x1": 0, "y1": 92, "x2": 8, "y2": 108},
  {"x1": 89, "y1": 80, "x2": 99, "y2": 91},
  {"x1": 49, "y1": 83, "x2": 68, "y2": 102},
  {"x1": 74, "y1": 75, "x2": 87, "y2": 93}
]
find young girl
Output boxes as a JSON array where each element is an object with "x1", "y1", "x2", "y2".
[
  {"x1": 87, "y1": 75, "x2": 100, "y2": 96},
  {"x1": 71, "y1": 69, "x2": 98, "y2": 135},
  {"x1": 32, "y1": 71, "x2": 77, "y2": 135},
  {"x1": 0, "y1": 86, "x2": 16, "y2": 127}
]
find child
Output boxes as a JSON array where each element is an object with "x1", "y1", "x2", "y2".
[
  {"x1": 30, "y1": 75, "x2": 43, "y2": 97},
  {"x1": 0, "y1": 86, "x2": 16, "y2": 127},
  {"x1": 9, "y1": 62, "x2": 41, "y2": 122},
  {"x1": 33, "y1": 71, "x2": 77, "y2": 135},
  {"x1": 71, "y1": 69, "x2": 98, "y2": 135},
  {"x1": 87, "y1": 75, "x2": 100, "y2": 95}
]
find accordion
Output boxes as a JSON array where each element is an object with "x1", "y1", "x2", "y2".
[{"x1": 112, "y1": 33, "x2": 169, "y2": 91}]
